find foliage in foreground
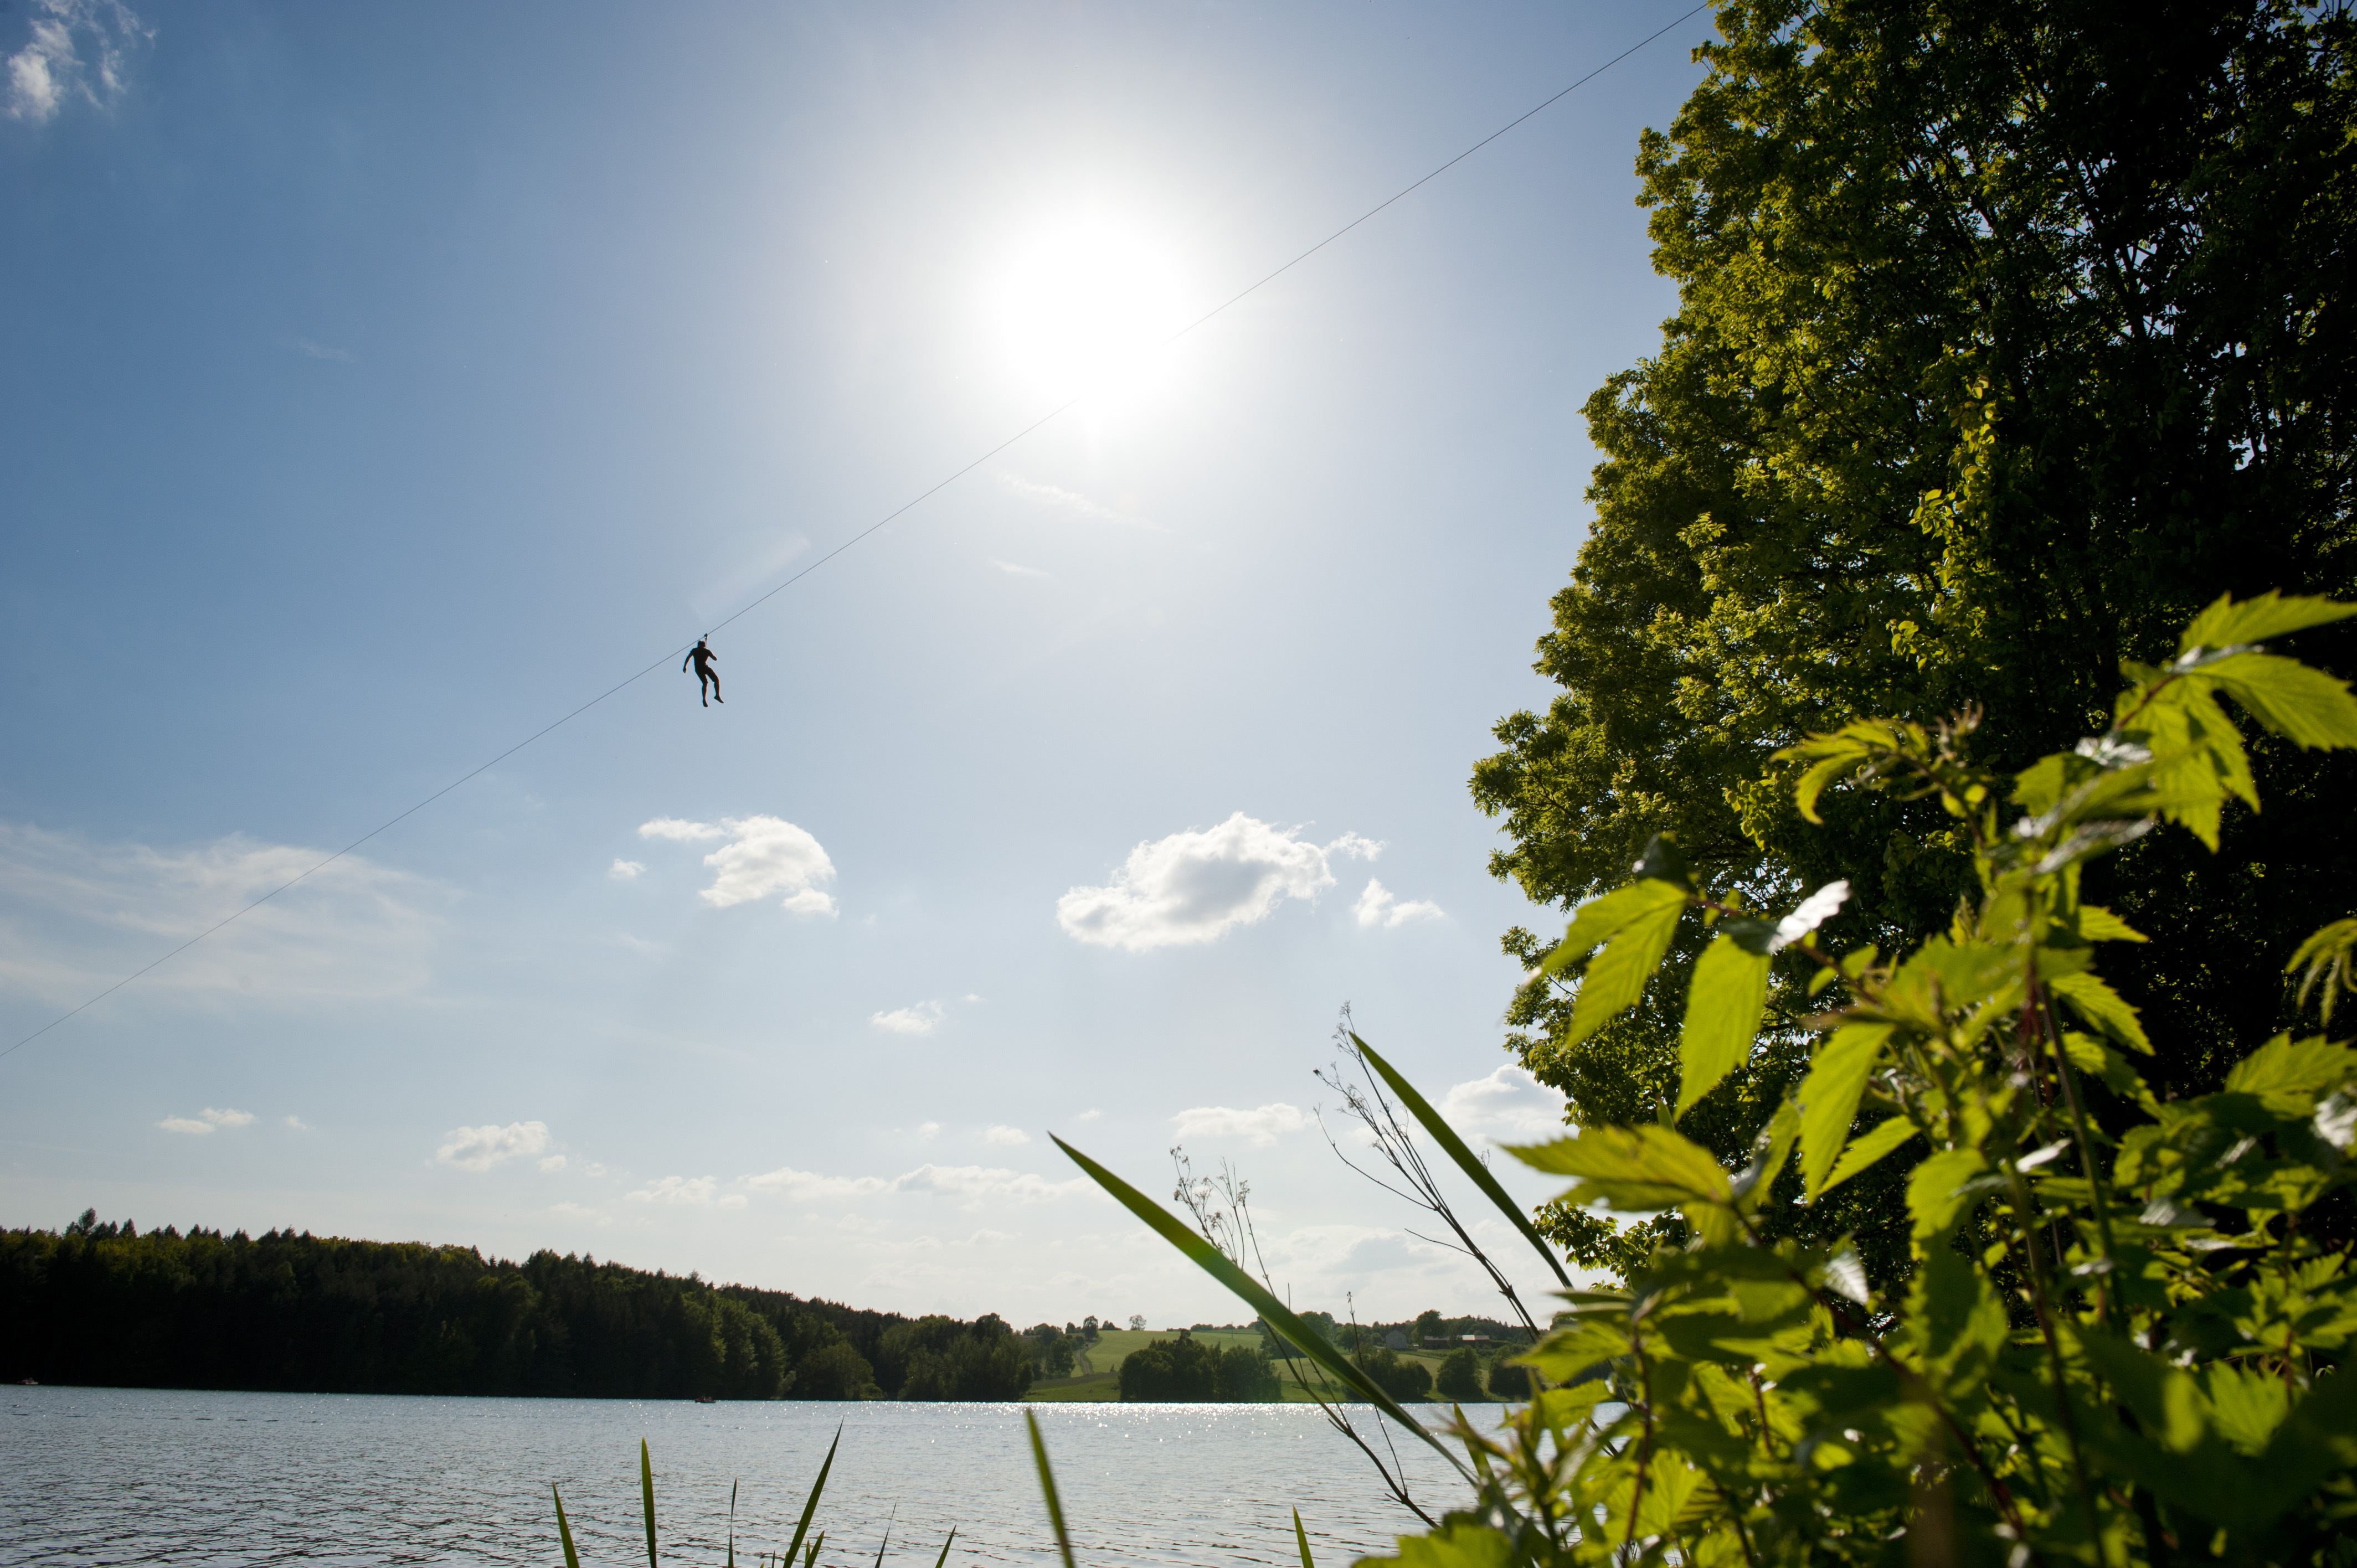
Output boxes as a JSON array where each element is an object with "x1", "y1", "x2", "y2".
[{"x1": 1068, "y1": 593, "x2": 2357, "y2": 1564}]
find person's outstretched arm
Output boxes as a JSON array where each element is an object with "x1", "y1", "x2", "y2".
[{"x1": 683, "y1": 651, "x2": 693, "y2": 672}]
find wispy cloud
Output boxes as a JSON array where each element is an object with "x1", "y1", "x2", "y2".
[
  {"x1": 990, "y1": 559, "x2": 1051, "y2": 580},
  {"x1": 1436, "y1": 1065, "x2": 1568, "y2": 1143},
  {"x1": 626, "y1": 1175, "x2": 746, "y2": 1209},
  {"x1": 0, "y1": 821, "x2": 448, "y2": 1011},
  {"x1": 984, "y1": 1125, "x2": 1030, "y2": 1146},
  {"x1": 434, "y1": 1120, "x2": 550, "y2": 1173},
  {"x1": 869, "y1": 1000, "x2": 944, "y2": 1035},
  {"x1": 282, "y1": 336, "x2": 355, "y2": 363},
  {"x1": 1353, "y1": 878, "x2": 1444, "y2": 929},
  {"x1": 157, "y1": 1106, "x2": 255, "y2": 1136},
  {"x1": 636, "y1": 815, "x2": 836, "y2": 915},
  {"x1": 1056, "y1": 813, "x2": 1378, "y2": 952},
  {"x1": 5, "y1": 0, "x2": 145, "y2": 126},
  {"x1": 608, "y1": 858, "x2": 646, "y2": 880},
  {"x1": 741, "y1": 1160, "x2": 1087, "y2": 1209},
  {"x1": 997, "y1": 473, "x2": 1169, "y2": 533},
  {"x1": 1171, "y1": 1102, "x2": 1309, "y2": 1146}
]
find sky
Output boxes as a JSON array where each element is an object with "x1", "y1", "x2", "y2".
[{"x1": 0, "y1": 0, "x2": 1714, "y2": 1327}]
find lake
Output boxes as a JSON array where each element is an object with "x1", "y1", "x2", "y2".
[{"x1": 3, "y1": 1386, "x2": 1502, "y2": 1566}]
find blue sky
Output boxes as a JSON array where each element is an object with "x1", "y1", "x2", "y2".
[{"x1": 0, "y1": 0, "x2": 1710, "y2": 1325}]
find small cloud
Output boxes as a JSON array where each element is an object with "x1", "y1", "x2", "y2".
[
  {"x1": 5, "y1": 0, "x2": 146, "y2": 126},
  {"x1": 984, "y1": 1125, "x2": 1030, "y2": 1146},
  {"x1": 1354, "y1": 878, "x2": 1444, "y2": 930},
  {"x1": 539, "y1": 1154, "x2": 568, "y2": 1173},
  {"x1": 991, "y1": 560, "x2": 1051, "y2": 580},
  {"x1": 551, "y1": 1200, "x2": 611, "y2": 1226},
  {"x1": 160, "y1": 1106, "x2": 255, "y2": 1134},
  {"x1": 608, "y1": 859, "x2": 646, "y2": 880},
  {"x1": 1437, "y1": 1065, "x2": 1568, "y2": 1142},
  {"x1": 963, "y1": 993, "x2": 984, "y2": 1003},
  {"x1": 284, "y1": 336, "x2": 354, "y2": 363},
  {"x1": 915, "y1": 1121, "x2": 941, "y2": 1142},
  {"x1": 1328, "y1": 834, "x2": 1385, "y2": 861},
  {"x1": 282, "y1": 1115, "x2": 310, "y2": 1131},
  {"x1": 1075, "y1": 1108, "x2": 1102, "y2": 1123},
  {"x1": 435, "y1": 1120, "x2": 551, "y2": 1173},
  {"x1": 1057, "y1": 813, "x2": 1375, "y2": 952},
  {"x1": 870, "y1": 1000, "x2": 945, "y2": 1036},
  {"x1": 997, "y1": 472, "x2": 1168, "y2": 533},
  {"x1": 626, "y1": 1175, "x2": 745, "y2": 1209},
  {"x1": 637, "y1": 815, "x2": 836, "y2": 915},
  {"x1": 1171, "y1": 1102, "x2": 1309, "y2": 1147}
]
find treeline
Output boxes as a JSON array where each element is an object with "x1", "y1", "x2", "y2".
[{"x1": 1, "y1": 1213, "x2": 1036, "y2": 1401}]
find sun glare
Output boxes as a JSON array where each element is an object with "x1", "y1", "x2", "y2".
[{"x1": 987, "y1": 216, "x2": 1190, "y2": 401}]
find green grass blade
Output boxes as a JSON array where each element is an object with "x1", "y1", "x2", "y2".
[
  {"x1": 806, "y1": 1531, "x2": 824, "y2": 1568},
  {"x1": 728, "y1": 1478, "x2": 738, "y2": 1568},
  {"x1": 931, "y1": 1528, "x2": 958, "y2": 1568},
  {"x1": 1293, "y1": 1507, "x2": 1314, "y2": 1568},
  {"x1": 640, "y1": 1438, "x2": 658, "y2": 1568},
  {"x1": 553, "y1": 1483, "x2": 581, "y2": 1568},
  {"x1": 1026, "y1": 1410, "x2": 1078, "y2": 1568},
  {"x1": 871, "y1": 1507, "x2": 894, "y2": 1568},
  {"x1": 1352, "y1": 1034, "x2": 1572, "y2": 1290},
  {"x1": 783, "y1": 1425, "x2": 842, "y2": 1568},
  {"x1": 1053, "y1": 1134, "x2": 1468, "y2": 1475}
]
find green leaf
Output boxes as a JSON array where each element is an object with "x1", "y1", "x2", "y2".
[
  {"x1": 1797, "y1": 1023, "x2": 1892, "y2": 1200},
  {"x1": 1353, "y1": 1035, "x2": 1571, "y2": 1288},
  {"x1": 780, "y1": 1426, "x2": 841, "y2": 1568},
  {"x1": 640, "y1": 1438, "x2": 657, "y2": 1568},
  {"x1": 1026, "y1": 1411, "x2": 1077, "y2": 1568},
  {"x1": 2075, "y1": 905, "x2": 2148, "y2": 943},
  {"x1": 1293, "y1": 1507, "x2": 1314, "y2": 1568},
  {"x1": 1053, "y1": 1136, "x2": 1465, "y2": 1474},
  {"x1": 1676, "y1": 935, "x2": 1771, "y2": 1118},
  {"x1": 2061, "y1": 1030, "x2": 2160, "y2": 1116},
  {"x1": 1906, "y1": 1148, "x2": 1991, "y2": 1242},
  {"x1": 2197, "y1": 651, "x2": 2357, "y2": 750},
  {"x1": 553, "y1": 1484, "x2": 581, "y2": 1568},
  {"x1": 931, "y1": 1529, "x2": 958, "y2": 1568},
  {"x1": 1567, "y1": 885, "x2": 1690, "y2": 1044},
  {"x1": 2222, "y1": 1032, "x2": 2357, "y2": 1103},
  {"x1": 1819, "y1": 1115, "x2": 1919, "y2": 1198},
  {"x1": 2178, "y1": 590, "x2": 2357, "y2": 655},
  {"x1": 2049, "y1": 971, "x2": 2150, "y2": 1054},
  {"x1": 1511, "y1": 1123, "x2": 1732, "y2": 1210},
  {"x1": 1542, "y1": 878, "x2": 1689, "y2": 978}
]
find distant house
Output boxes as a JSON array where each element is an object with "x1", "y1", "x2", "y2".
[
  {"x1": 1384, "y1": 1329, "x2": 1409, "y2": 1351},
  {"x1": 1422, "y1": 1333, "x2": 1496, "y2": 1349}
]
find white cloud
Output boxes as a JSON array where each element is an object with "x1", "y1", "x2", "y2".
[
  {"x1": 626, "y1": 1175, "x2": 747, "y2": 1210},
  {"x1": 739, "y1": 1160, "x2": 1088, "y2": 1209},
  {"x1": 915, "y1": 1121, "x2": 941, "y2": 1142},
  {"x1": 538, "y1": 1155, "x2": 568, "y2": 1173},
  {"x1": 1437, "y1": 1065, "x2": 1568, "y2": 1143},
  {"x1": 435, "y1": 1121, "x2": 551, "y2": 1173},
  {"x1": 0, "y1": 822, "x2": 450, "y2": 1012},
  {"x1": 984, "y1": 1125, "x2": 1030, "y2": 1146},
  {"x1": 5, "y1": 0, "x2": 144, "y2": 126},
  {"x1": 1354, "y1": 878, "x2": 1444, "y2": 929},
  {"x1": 991, "y1": 560, "x2": 1050, "y2": 580},
  {"x1": 997, "y1": 472, "x2": 1167, "y2": 533},
  {"x1": 637, "y1": 815, "x2": 836, "y2": 914},
  {"x1": 1075, "y1": 1108, "x2": 1102, "y2": 1122},
  {"x1": 870, "y1": 1000, "x2": 944, "y2": 1035},
  {"x1": 1171, "y1": 1102, "x2": 1310, "y2": 1146},
  {"x1": 1057, "y1": 813, "x2": 1377, "y2": 952},
  {"x1": 157, "y1": 1106, "x2": 254, "y2": 1136},
  {"x1": 284, "y1": 337, "x2": 354, "y2": 363},
  {"x1": 282, "y1": 1115, "x2": 309, "y2": 1131},
  {"x1": 608, "y1": 859, "x2": 646, "y2": 880}
]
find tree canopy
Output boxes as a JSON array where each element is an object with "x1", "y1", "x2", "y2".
[{"x1": 1473, "y1": 0, "x2": 2357, "y2": 1250}]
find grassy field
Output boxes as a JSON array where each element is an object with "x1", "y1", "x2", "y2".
[{"x1": 1022, "y1": 1326, "x2": 1469, "y2": 1404}]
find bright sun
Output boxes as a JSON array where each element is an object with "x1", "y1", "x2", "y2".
[{"x1": 987, "y1": 216, "x2": 1189, "y2": 400}]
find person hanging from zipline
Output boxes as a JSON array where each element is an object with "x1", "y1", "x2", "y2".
[{"x1": 684, "y1": 637, "x2": 723, "y2": 706}]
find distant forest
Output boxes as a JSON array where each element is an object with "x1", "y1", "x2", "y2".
[{"x1": 2, "y1": 1213, "x2": 1043, "y2": 1401}]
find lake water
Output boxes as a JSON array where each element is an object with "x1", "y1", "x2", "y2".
[{"x1": 3, "y1": 1387, "x2": 1503, "y2": 1566}]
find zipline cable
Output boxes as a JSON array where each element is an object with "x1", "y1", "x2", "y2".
[{"x1": 2, "y1": 2, "x2": 1712, "y2": 1063}]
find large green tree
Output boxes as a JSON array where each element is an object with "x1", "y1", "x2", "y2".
[{"x1": 1474, "y1": 0, "x2": 2357, "y2": 1261}]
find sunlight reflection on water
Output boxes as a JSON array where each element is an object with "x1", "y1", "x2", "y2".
[{"x1": 4, "y1": 1387, "x2": 1506, "y2": 1566}]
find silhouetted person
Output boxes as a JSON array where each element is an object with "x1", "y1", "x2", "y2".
[{"x1": 685, "y1": 638, "x2": 722, "y2": 706}]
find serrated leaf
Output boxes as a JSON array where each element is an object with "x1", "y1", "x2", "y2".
[
  {"x1": 1511, "y1": 1123, "x2": 1732, "y2": 1210},
  {"x1": 1541, "y1": 879, "x2": 1691, "y2": 978},
  {"x1": 2179, "y1": 590, "x2": 2357, "y2": 655},
  {"x1": 2075, "y1": 905, "x2": 2148, "y2": 943},
  {"x1": 2222, "y1": 1032, "x2": 2357, "y2": 1102},
  {"x1": 2061, "y1": 1030, "x2": 2160, "y2": 1116},
  {"x1": 2050, "y1": 971, "x2": 2151, "y2": 1054},
  {"x1": 1676, "y1": 935, "x2": 1770, "y2": 1118},
  {"x1": 1906, "y1": 1148, "x2": 1991, "y2": 1241},
  {"x1": 1820, "y1": 1115, "x2": 1919, "y2": 1197},
  {"x1": 1567, "y1": 887, "x2": 1690, "y2": 1045},
  {"x1": 2196, "y1": 651, "x2": 2357, "y2": 751},
  {"x1": 1798, "y1": 1023, "x2": 1892, "y2": 1199}
]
